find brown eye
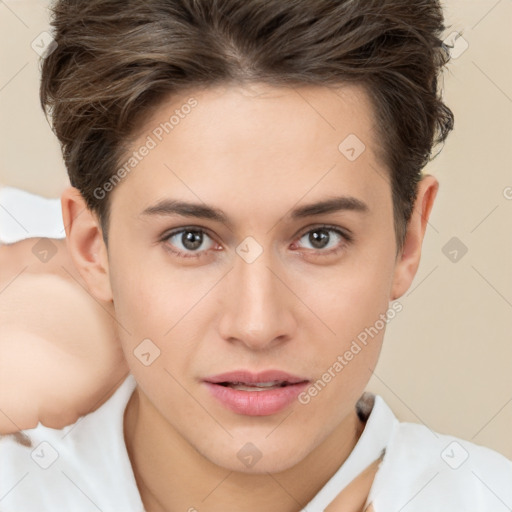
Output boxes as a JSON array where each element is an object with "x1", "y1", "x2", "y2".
[
  {"x1": 295, "y1": 226, "x2": 351, "y2": 255},
  {"x1": 305, "y1": 228, "x2": 332, "y2": 249},
  {"x1": 162, "y1": 228, "x2": 216, "y2": 258}
]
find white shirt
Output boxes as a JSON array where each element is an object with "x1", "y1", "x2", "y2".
[
  {"x1": 0, "y1": 186, "x2": 65, "y2": 244},
  {"x1": 1, "y1": 186, "x2": 511, "y2": 511},
  {"x1": 1, "y1": 373, "x2": 511, "y2": 511}
]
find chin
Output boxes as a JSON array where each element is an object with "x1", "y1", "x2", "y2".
[{"x1": 200, "y1": 436, "x2": 312, "y2": 475}]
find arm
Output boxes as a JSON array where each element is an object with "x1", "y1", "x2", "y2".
[{"x1": 0, "y1": 238, "x2": 129, "y2": 436}]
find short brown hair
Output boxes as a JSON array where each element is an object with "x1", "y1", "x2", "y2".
[{"x1": 40, "y1": 0, "x2": 454, "y2": 251}]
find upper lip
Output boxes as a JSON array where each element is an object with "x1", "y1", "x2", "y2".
[{"x1": 204, "y1": 370, "x2": 309, "y2": 385}]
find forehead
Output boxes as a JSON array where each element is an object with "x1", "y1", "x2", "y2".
[
  {"x1": 136, "y1": 81, "x2": 378, "y2": 159},
  {"x1": 111, "y1": 82, "x2": 389, "y2": 220}
]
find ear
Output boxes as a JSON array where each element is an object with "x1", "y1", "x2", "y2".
[
  {"x1": 390, "y1": 174, "x2": 439, "y2": 301},
  {"x1": 60, "y1": 187, "x2": 113, "y2": 302}
]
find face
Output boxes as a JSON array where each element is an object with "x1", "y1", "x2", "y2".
[{"x1": 105, "y1": 82, "x2": 399, "y2": 473}]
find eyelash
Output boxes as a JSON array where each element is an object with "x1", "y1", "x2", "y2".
[{"x1": 160, "y1": 225, "x2": 353, "y2": 260}]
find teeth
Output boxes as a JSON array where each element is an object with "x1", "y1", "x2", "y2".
[{"x1": 226, "y1": 381, "x2": 287, "y2": 391}]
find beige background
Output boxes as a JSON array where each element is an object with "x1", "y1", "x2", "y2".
[{"x1": 0, "y1": 1, "x2": 511, "y2": 459}]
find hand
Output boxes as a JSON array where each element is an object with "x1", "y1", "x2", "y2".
[
  {"x1": 0, "y1": 238, "x2": 129, "y2": 435},
  {"x1": 323, "y1": 456, "x2": 382, "y2": 512}
]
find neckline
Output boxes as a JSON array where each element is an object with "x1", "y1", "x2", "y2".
[
  {"x1": 301, "y1": 393, "x2": 398, "y2": 511},
  {"x1": 115, "y1": 375, "x2": 398, "y2": 512}
]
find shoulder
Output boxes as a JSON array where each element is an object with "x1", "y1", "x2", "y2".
[{"x1": 367, "y1": 419, "x2": 512, "y2": 511}]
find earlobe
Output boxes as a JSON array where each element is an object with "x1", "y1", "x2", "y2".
[
  {"x1": 60, "y1": 187, "x2": 113, "y2": 302},
  {"x1": 390, "y1": 175, "x2": 439, "y2": 301}
]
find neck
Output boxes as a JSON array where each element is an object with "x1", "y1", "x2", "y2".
[{"x1": 124, "y1": 386, "x2": 365, "y2": 512}]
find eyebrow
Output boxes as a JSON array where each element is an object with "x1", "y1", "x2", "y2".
[{"x1": 140, "y1": 195, "x2": 369, "y2": 228}]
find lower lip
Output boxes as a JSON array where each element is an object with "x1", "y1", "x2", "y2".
[{"x1": 204, "y1": 382, "x2": 309, "y2": 416}]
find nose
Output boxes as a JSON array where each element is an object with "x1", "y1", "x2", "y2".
[{"x1": 218, "y1": 247, "x2": 297, "y2": 351}]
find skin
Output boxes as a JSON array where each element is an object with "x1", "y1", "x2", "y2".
[
  {"x1": 61, "y1": 82, "x2": 438, "y2": 511},
  {"x1": 325, "y1": 455, "x2": 381, "y2": 512},
  {"x1": 0, "y1": 237, "x2": 128, "y2": 435}
]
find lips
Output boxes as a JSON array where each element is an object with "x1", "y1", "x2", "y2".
[
  {"x1": 205, "y1": 370, "x2": 308, "y2": 385},
  {"x1": 203, "y1": 370, "x2": 310, "y2": 416},
  {"x1": 219, "y1": 381, "x2": 289, "y2": 391}
]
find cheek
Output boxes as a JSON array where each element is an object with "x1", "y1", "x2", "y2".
[
  {"x1": 297, "y1": 245, "x2": 395, "y2": 388},
  {"x1": 110, "y1": 247, "x2": 188, "y2": 330},
  {"x1": 110, "y1": 266, "x2": 195, "y2": 410},
  {"x1": 109, "y1": 255, "x2": 206, "y2": 374},
  {"x1": 302, "y1": 249, "x2": 395, "y2": 338}
]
